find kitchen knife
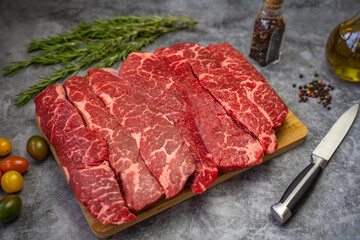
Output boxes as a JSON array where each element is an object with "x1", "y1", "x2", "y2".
[{"x1": 271, "y1": 103, "x2": 359, "y2": 224}]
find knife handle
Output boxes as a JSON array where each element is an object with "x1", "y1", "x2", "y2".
[{"x1": 270, "y1": 158, "x2": 324, "y2": 224}]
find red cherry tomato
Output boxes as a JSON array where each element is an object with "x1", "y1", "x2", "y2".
[{"x1": 0, "y1": 156, "x2": 30, "y2": 174}]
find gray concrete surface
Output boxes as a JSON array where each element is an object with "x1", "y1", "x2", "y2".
[{"x1": 0, "y1": 0, "x2": 359, "y2": 239}]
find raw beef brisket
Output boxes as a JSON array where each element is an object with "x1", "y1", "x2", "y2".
[
  {"x1": 64, "y1": 76, "x2": 164, "y2": 211},
  {"x1": 88, "y1": 69, "x2": 196, "y2": 198},
  {"x1": 119, "y1": 52, "x2": 217, "y2": 193},
  {"x1": 33, "y1": 41, "x2": 288, "y2": 225},
  {"x1": 34, "y1": 84, "x2": 135, "y2": 225},
  {"x1": 154, "y1": 47, "x2": 264, "y2": 171},
  {"x1": 170, "y1": 43, "x2": 280, "y2": 154}
]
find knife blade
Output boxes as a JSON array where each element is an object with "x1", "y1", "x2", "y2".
[{"x1": 270, "y1": 103, "x2": 359, "y2": 224}]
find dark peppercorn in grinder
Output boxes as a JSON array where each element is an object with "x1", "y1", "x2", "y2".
[{"x1": 249, "y1": 0, "x2": 285, "y2": 67}]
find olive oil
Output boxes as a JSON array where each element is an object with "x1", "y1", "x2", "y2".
[{"x1": 325, "y1": 11, "x2": 360, "y2": 82}]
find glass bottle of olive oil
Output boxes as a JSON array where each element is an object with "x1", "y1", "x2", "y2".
[{"x1": 325, "y1": 11, "x2": 360, "y2": 82}]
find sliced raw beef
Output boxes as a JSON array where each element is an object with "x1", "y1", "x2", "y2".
[
  {"x1": 69, "y1": 163, "x2": 136, "y2": 224},
  {"x1": 207, "y1": 42, "x2": 288, "y2": 128},
  {"x1": 64, "y1": 76, "x2": 164, "y2": 211},
  {"x1": 35, "y1": 85, "x2": 105, "y2": 170},
  {"x1": 87, "y1": 69, "x2": 196, "y2": 198},
  {"x1": 169, "y1": 43, "x2": 278, "y2": 154},
  {"x1": 34, "y1": 84, "x2": 83, "y2": 146},
  {"x1": 34, "y1": 84, "x2": 136, "y2": 225},
  {"x1": 119, "y1": 52, "x2": 217, "y2": 193},
  {"x1": 154, "y1": 47, "x2": 264, "y2": 171}
]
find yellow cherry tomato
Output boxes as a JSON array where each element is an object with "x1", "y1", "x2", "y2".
[
  {"x1": 0, "y1": 137, "x2": 12, "y2": 156},
  {"x1": 1, "y1": 171, "x2": 24, "y2": 193}
]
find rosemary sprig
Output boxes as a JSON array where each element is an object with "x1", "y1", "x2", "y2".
[{"x1": 2, "y1": 15, "x2": 199, "y2": 106}]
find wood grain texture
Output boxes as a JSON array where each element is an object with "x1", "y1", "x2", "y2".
[{"x1": 36, "y1": 110, "x2": 307, "y2": 238}]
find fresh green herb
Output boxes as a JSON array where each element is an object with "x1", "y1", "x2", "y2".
[{"x1": 2, "y1": 15, "x2": 199, "y2": 106}]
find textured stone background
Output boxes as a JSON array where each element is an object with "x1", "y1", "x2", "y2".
[{"x1": 0, "y1": 0, "x2": 359, "y2": 239}]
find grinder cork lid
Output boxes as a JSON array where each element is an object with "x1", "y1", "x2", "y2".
[
  {"x1": 265, "y1": 0, "x2": 284, "y2": 9},
  {"x1": 266, "y1": 0, "x2": 283, "y2": 5}
]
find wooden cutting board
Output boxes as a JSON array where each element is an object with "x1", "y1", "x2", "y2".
[{"x1": 36, "y1": 110, "x2": 307, "y2": 238}]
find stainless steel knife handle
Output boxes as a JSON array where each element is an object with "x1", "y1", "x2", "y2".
[{"x1": 270, "y1": 156, "x2": 326, "y2": 224}]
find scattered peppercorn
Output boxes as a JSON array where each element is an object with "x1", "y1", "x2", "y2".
[
  {"x1": 314, "y1": 73, "x2": 319, "y2": 77},
  {"x1": 295, "y1": 78, "x2": 335, "y2": 110},
  {"x1": 293, "y1": 84, "x2": 296, "y2": 88},
  {"x1": 299, "y1": 74, "x2": 304, "y2": 78}
]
